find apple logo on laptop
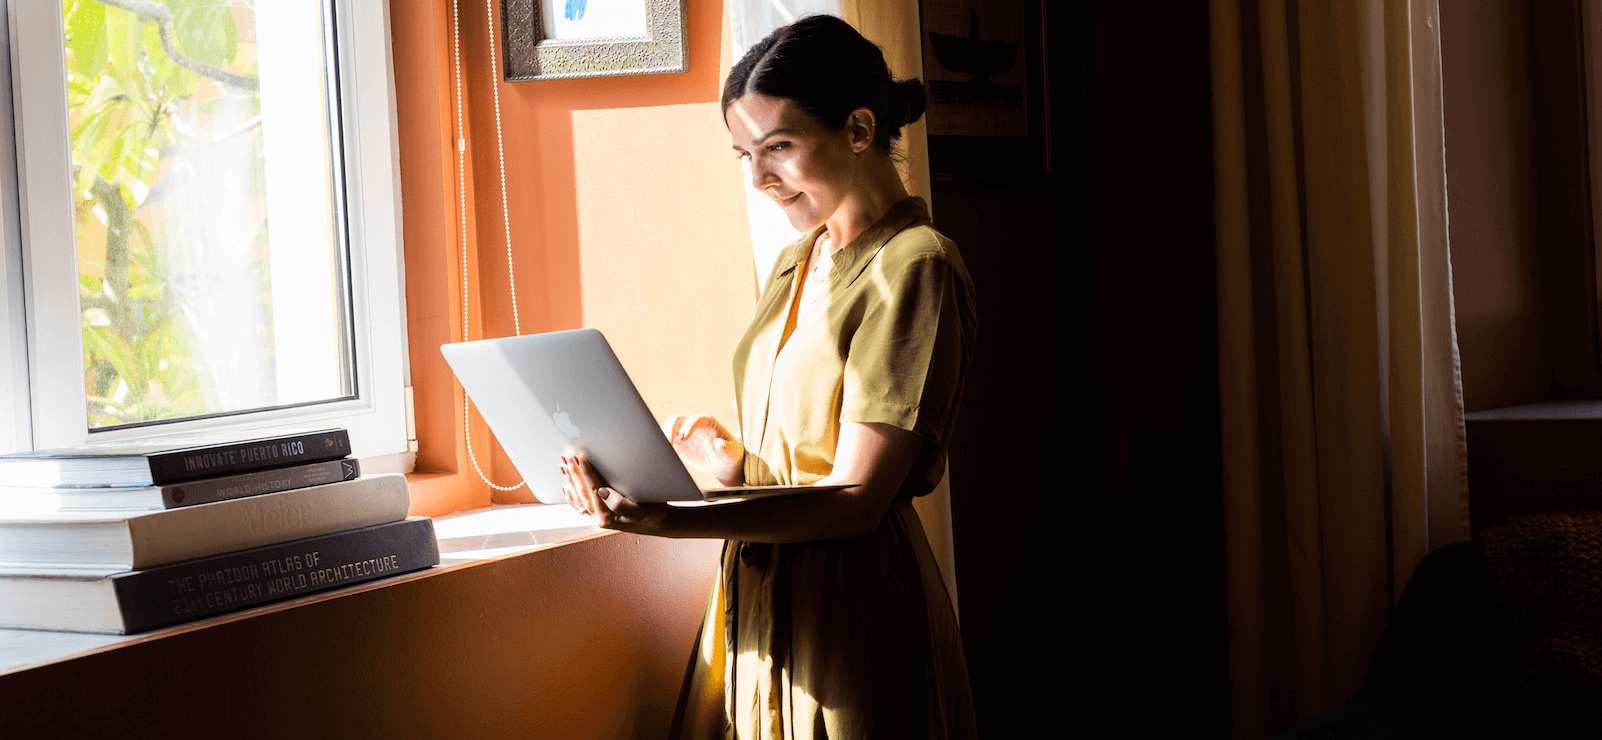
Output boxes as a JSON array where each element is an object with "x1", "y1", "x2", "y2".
[{"x1": 552, "y1": 405, "x2": 582, "y2": 439}]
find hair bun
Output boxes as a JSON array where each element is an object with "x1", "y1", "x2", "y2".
[
  {"x1": 725, "y1": 16, "x2": 925, "y2": 149},
  {"x1": 892, "y1": 79, "x2": 927, "y2": 131}
]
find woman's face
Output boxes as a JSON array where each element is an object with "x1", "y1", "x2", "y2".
[{"x1": 726, "y1": 94, "x2": 865, "y2": 232}]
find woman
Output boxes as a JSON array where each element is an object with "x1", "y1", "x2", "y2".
[{"x1": 562, "y1": 15, "x2": 977, "y2": 739}]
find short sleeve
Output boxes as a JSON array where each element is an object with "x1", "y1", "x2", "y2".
[{"x1": 840, "y1": 251, "x2": 970, "y2": 444}]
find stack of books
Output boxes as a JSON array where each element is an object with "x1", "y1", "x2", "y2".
[{"x1": 0, "y1": 429, "x2": 438, "y2": 634}]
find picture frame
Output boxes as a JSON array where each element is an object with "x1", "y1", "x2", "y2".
[
  {"x1": 920, "y1": 0, "x2": 1051, "y2": 188},
  {"x1": 500, "y1": 0, "x2": 688, "y2": 81}
]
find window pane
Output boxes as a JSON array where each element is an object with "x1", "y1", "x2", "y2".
[{"x1": 63, "y1": 0, "x2": 352, "y2": 430}]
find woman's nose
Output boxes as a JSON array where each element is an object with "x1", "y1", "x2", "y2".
[{"x1": 750, "y1": 160, "x2": 779, "y2": 191}]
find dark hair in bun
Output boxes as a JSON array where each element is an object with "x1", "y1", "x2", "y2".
[{"x1": 723, "y1": 15, "x2": 927, "y2": 150}]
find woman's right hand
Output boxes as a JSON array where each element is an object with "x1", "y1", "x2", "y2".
[{"x1": 662, "y1": 413, "x2": 744, "y2": 484}]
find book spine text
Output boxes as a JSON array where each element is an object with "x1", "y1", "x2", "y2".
[
  {"x1": 113, "y1": 518, "x2": 438, "y2": 633},
  {"x1": 163, "y1": 458, "x2": 361, "y2": 508},
  {"x1": 149, "y1": 430, "x2": 352, "y2": 483}
]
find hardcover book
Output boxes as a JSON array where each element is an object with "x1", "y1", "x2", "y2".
[
  {"x1": 0, "y1": 517, "x2": 440, "y2": 634},
  {"x1": 0, "y1": 458, "x2": 361, "y2": 513},
  {"x1": 0, "y1": 474, "x2": 410, "y2": 570},
  {"x1": 0, "y1": 428, "x2": 352, "y2": 487}
]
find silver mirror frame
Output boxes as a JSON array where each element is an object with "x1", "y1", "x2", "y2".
[{"x1": 501, "y1": 0, "x2": 688, "y2": 81}]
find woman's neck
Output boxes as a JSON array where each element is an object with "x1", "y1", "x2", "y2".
[{"x1": 822, "y1": 153, "x2": 911, "y2": 253}]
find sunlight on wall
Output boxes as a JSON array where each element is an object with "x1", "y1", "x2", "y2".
[{"x1": 571, "y1": 102, "x2": 755, "y2": 487}]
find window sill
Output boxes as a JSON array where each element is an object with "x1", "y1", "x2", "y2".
[
  {"x1": 1465, "y1": 400, "x2": 1602, "y2": 528},
  {"x1": 0, "y1": 503, "x2": 602, "y2": 677}
]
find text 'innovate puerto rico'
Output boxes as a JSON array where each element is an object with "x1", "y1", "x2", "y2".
[{"x1": 181, "y1": 439, "x2": 311, "y2": 474}]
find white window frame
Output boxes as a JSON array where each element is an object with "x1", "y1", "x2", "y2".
[{"x1": 0, "y1": 0, "x2": 408, "y2": 461}]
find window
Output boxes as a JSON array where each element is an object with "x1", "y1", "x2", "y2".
[{"x1": 0, "y1": 0, "x2": 406, "y2": 460}]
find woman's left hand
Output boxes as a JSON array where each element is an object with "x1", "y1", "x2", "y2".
[{"x1": 560, "y1": 452, "x2": 668, "y2": 535}]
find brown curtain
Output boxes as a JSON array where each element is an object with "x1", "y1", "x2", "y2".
[{"x1": 1210, "y1": 0, "x2": 1472, "y2": 736}]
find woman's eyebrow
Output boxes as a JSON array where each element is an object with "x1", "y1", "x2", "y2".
[
  {"x1": 732, "y1": 126, "x2": 802, "y2": 152},
  {"x1": 753, "y1": 127, "x2": 802, "y2": 145}
]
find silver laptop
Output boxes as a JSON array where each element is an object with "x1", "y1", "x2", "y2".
[{"x1": 441, "y1": 329, "x2": 846, "y2": 504}]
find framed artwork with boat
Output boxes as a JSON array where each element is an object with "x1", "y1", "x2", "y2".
[{"x1": 920, "y1": 0, "x2": 1050, "y2": 187}]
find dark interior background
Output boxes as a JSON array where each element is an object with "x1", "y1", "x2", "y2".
[
  {"x1": 932, "y1": 0, "x2": 1602, "y2": 735},
  {"x1": 935, "y1": 2, "x2": 1230, "y2": 736}
]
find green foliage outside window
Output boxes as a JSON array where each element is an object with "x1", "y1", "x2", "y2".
[{"x1": 63, "y1": 0, "x2": 261, "y2": 428}]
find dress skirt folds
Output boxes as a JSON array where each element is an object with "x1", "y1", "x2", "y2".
[
  {"x1": 672, "y1": 198, "x2": 979, "y2": 739},
  {"x1": 673, "y1": 501, "x2": 977, "y2": 739}
]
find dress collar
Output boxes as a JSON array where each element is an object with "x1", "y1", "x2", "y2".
[{"x1": 775, "y1": 197, "x2": 932, "y2": 281}]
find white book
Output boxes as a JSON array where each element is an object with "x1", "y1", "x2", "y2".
[{"x1": 0, "y1": 474, "x2": 410, "y2": 571}]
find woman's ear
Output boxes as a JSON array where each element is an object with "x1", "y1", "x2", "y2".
[{"x1": 846, "y1": 107, "x2": 876, "y2": 153}]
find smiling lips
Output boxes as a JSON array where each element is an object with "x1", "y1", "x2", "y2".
[{"x1": 776, "y1": 192, "x2": 802, "y2": 207}]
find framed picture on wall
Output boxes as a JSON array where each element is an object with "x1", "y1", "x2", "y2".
[
  {"x1": 920, "y1": 0, "x2": 1050, "y2": 187},
  {"x1": 501, "y1": 0, "x2": 688, "y2": 81}
]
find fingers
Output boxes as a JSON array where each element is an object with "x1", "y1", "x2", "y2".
[
  {"x1": 557, "y1": 453, "x2": 658, "y2": 533},
  {"x1": 562, "y1": 452, "x2": 623, "y2": 528},
  {"x1": 560, "y1": 455, "x2": 585, "y2": 514},
  {"x1": 663, "y1": 414, "x2": 697, "y2": 443},
  {"x1": 577, "y1": 485, "x2": 605, "y2": 525},
  {"x1": 578, "y1": 485, "x2": 622, "y2": 530},
  {"x1": 664, "y1": 413, "x2": 726, "y2": 444},
  {"x1": 687, "y1": 413, "x2": 725, "y2": 441},
  {"x1": 561, "y1": 454, "x2": 600, "y2": 514},
  {"x1": 572, "y1": 451, "x2": 604, "y2": 489}
]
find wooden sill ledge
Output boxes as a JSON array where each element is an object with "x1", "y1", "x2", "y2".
[
  {"x1": 1465, "y1": 400, "x2": 1602, "y2": 528},
  {"x1": 0, "y1": 503, "x2": 603, "y2": 677}
]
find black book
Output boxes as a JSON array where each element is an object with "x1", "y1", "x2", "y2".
[
  {"x1": 0, "y1": 517, "x2": 439, "y2": 634},
  {"x1": 0, "y1": 458, "x2": 361, "y2": 513},
  {"x1": 0, "y1": 429, "x2": 352, "y2": 487}
]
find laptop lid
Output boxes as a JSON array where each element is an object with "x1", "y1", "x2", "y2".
[{"x1": 440, "y1": 329, "x2": 705, "y2": 504}]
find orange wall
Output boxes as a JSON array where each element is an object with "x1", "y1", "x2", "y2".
[
  {"x1": 398, "y1": 0, "x2": 755, "y2": 513},
  {"x1": 4, "y1": 10, "x2": 740, "y2": 733}
]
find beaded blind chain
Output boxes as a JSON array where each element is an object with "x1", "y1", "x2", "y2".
[{"x1": 452, "y1": 0, "x2": 523, "y2": 491}]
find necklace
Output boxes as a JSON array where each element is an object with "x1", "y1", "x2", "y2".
[{"x1": 809, "y1": 232, "x2": 833, "y2": 284}]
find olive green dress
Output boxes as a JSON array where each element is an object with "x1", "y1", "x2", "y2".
[{"x1": 674, "y1": 198, "x2": 979, "y2": 739}]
